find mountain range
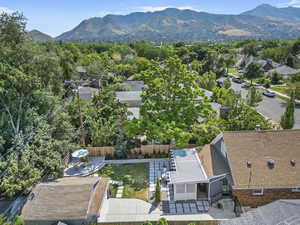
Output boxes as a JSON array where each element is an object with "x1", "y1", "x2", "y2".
[
  {"x1": 30, "y1": 4, "x2": 300, "y2": 42},
  {"x1": 28, "y1": 29, "x2": 53, "y2": 42}
]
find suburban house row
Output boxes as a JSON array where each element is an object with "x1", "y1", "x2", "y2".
[{"x1": 18, "y1": 129, "x2": 300, "y2": 225}]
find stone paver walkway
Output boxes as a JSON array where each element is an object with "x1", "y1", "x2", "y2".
[
  {"x1": 149, "y1": 160, "x2": 170, "y2": 192},
  {"x1": 162, "y1": 200, "x2": 210, "y2": 215}
]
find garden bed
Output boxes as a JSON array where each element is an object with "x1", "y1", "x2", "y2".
[{"x1": 98, "y1": 163, "x2": 149, "y2": 201}]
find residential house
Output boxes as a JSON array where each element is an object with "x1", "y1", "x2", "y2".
[
  {"x1": 256, "y1": 59, "x2": 280, "y2": 72},
  {"x1": 20, "y1": 177, "x2": 110, "y2": 225},
  {"x1": 168, "y1": 148, "x2": 227, "y2": 202},
  {"x1": 78, "y1": 86, "x2": 99, "y2": 100},
  {"x1": 210, "y1": 130, "x2": 300, "y2": 207},
  {"x1": 267, "y1": 65, "x2": 299, "y2": 79},
  {"x1": 220, "y1": 200, "x2": 300, "y2": 225},
  {"x1": 116, "y1": 91, "x2": 142, "y2": 107}
]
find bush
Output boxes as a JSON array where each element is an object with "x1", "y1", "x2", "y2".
[{"x1": 156, "y1": 218, "x2": 168, "y2": 225}]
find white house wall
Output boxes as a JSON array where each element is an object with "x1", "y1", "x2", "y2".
[{"x1": 174, "y1": 183, "x2": 197, "y2": 201}]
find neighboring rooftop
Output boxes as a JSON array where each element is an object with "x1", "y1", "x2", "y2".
[
  {"x1": 220, "y1": 200, "x2": 300, "y2": 225},
  {"x1": 223, "y1": 130, "x2": 300, "y2": 189},
  {"x1": 116, "y1": 91, "x2": 142, "y2": 102},
  {"x1": 267, "y1": 65, "x2": 299, "y2": 76},
  {"x1": 169, "y1": 149, "x2": 208, "y2": 184},
  {"x1": 21, "y1": 177, "x2": 109, "y2": 221},
  {"x1": 78, "y1": 86, "x2": 99, "y2": 99}
]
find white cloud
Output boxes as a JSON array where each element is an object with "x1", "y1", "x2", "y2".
[
  {"x1": 278, "y1": 0, "x2": 300, "y2": 8},
  {"x1": 137, "y1": 6, "x2": 199, "y2": 12},
  {"x1": 0, "y1": 7, "x2": 15, "y2": 14}
]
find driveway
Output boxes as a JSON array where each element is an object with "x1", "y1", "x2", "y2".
[{"x1": 222, "y1": 78, "x2": 300, "y2": 129}]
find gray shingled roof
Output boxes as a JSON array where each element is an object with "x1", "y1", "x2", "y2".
[
  {"x1": 169, "y1": 149, "x2": 208, "y2": 184},
  {"x1": 116, "y1": 91, "x2": 142, "y2": 102},
  {"x1": 267, "y1": 65, "x2": 299, "y2": 76},
  {"x1": 220, "y1": 200, "x2": 300, "y2": 225}
]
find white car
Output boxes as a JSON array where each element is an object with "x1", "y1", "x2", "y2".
[{"x1": 263, "y1": 90, "x2": 276, "y2": 97}]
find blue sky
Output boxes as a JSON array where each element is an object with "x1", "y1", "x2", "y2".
[{"x1": 0, "y1": 0, "x2": 298, "y2": 37}]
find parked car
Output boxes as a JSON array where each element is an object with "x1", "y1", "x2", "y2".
[
  {"x1": 263, "y1": 90, "x2": 276, "y2": 97},
  {"x1": 239, "y1": 69, "x2": 245, "y2": 73},
  {"x1": 232, "y1": 77, "x2": 244, "y2": 84},
  {"x1": 242, "y1": 84, "x2": 251, "y2": 89},
  {"x1": 224, "y1": 73, "x2": 229, "y2": 77},
  {"x1": 217, "y1": 80, "x2": 223, "y2": 88}
]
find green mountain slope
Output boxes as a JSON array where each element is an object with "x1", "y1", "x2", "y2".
[
  {"x1": 56, "y1": 7, "x2": 300, "y2": 42},
  {"x1": 28, "y1": 29, "x2": 53, "y2": 42}
]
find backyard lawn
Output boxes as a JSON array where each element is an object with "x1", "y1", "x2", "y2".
[{"x1": 98, "y1": 163, "x2": 149, "y2": 201}]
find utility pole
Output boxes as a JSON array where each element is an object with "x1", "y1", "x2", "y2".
[
  {"x1": 65, "y1": 80, "x2": 90, "y2": 147},
  {"x1": 77, "y1": 88, "x2": 85, "y2": 147}
]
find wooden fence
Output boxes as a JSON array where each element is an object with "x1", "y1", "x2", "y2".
[
  {"x1": 86, "y1": 147, "x2": 116, "y2": 157},
  {"x1": 85, "y1": 144, "x2": 197, "y2": 157}
]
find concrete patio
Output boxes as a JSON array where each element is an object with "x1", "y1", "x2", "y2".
[
  {"x1": 64, "y1": 156, "x2": 105, "y2": 176},
  {"x1": 98, "y1": 198, "x2": 236, "y2": 224}
]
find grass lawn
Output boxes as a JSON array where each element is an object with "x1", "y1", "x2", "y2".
[
  {"x1": 98, "y1": 163, "x2": 149, "y2": 201},
  {"x1": 270, "y1": 86, "x2": 289, "y2": 95},
  {"x1": 228, "y1": 68, "x2": 237, "y2": 73}
]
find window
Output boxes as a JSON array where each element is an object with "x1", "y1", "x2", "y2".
[
  {"x1": 252, "y1": 188, "x2": 264, "y2": 196},
  {"x1": 186, "y1": 184, "x2": 196, "y2": 193},
  {"x1": 176, "y1": 184, "x2": 185, "y2": 193},
  {"x1": 291, "y1": 187, "x2": 300, "y2": 192}
]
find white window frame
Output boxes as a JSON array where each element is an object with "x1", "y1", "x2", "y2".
[
  {"x1": 252, "y1": 188, "x2": 264, "y2": 196},
  {"x1": 291, "y1": 187, "x2": 300, "y2": 192}
]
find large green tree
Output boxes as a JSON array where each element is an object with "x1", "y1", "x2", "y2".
[
  {"x1": 245, "y1": 62, "x2": 264, "y2": 84},
  {"x1": 126, "y1": 57, "x2": 214, "y2": 146}
]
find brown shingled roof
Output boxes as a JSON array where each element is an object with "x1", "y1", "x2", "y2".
[
  {"x1": 197, "y1": 145, "x2": 214, "y2": 177},
  {"x1": 21, "y1": 177, "x2": 109, "y2": 221},
  {"x1": 223, "y1": 130, "x2": 300, "y2": 189}
]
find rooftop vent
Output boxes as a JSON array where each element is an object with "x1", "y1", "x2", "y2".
[
  {"x1": 267, "y1": 160, "x2": 275, "y2": 169},
  {"x1": 291, "y1": 160, "x2": 296, "y2": 167},
  {"x1": 247, "y1": 161, "x2": 252, "y2": 168}
]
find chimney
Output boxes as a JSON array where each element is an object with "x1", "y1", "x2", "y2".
[
  {"x1": 267, "y1": 160, "x2": 275, "y2": 169},
  {"x1": 291, "y1": 160, "x2": 296, "y2": 167},
  {"x1": 256, "y1": 124, "x2": 261, "y2": 131},
  {"x1": 246, "y1": 161, "x2": 252, "y2": 168}
]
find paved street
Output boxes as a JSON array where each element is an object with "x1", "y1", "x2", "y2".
[{"x1": 227, "y1": 79, "x2": 300, "y2": 129}]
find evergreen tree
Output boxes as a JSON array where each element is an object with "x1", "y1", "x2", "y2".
[
  {"x1": 280, "y1": 90, "x2": 295, "y2": 129},
  {"x1": 155, "y1": 177, "x2": 161, "y2": 203}
]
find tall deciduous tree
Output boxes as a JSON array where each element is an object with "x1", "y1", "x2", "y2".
[
  {"x1": 127, "y1": 57, "x2": 213, "y2": 146},
  {"x1": 245, "y1": 62, "x2": 264, "y2": 84},
  {"x1": 247, "y1": 86, "x2": 262, "y2": 107},
  {"x1": 86, "y1": 86, "x2": 128, "y2": 148}
]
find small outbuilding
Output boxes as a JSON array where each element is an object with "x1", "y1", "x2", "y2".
[{"x1": 20, "y1": 177, "x2": 110, "y2": 225}]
